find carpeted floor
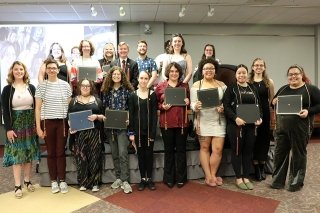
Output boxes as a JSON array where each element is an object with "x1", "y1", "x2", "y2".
[
  {"x1": 0, "y1": 140, "x2": 320, "y2": 212},
  {"x1": 105, "y1": 182, "x2": 279, "y2": 213}
]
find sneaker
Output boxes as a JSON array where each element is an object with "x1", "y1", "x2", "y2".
[
  {"x1": 147, "y1": 179, "x2": 156, "y2": 191},
  {"x1": 79, "y1": 186, "x2": 87, "y2": 191},
  {"x1": 138, "y1": 180, "x2": 146, "y2": 191},
  {"x1": 121, "y1": 181, "x2": 132, "y2": 194},
  {"x1": 92, "y1": 186, "x2": 99, "y2": 192},
  {"x1": 51, "y1": 181, "x2": 60, "y2": 194},
  {"x1": 111, "y1": 179, "x2": 123, "y2": 189},
  {"x1": 59, "y1": 182, "x2": 69, "y2": 194}
]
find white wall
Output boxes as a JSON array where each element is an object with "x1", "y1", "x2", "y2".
[{"x1": 119, "y1": 22, "x2": 317, "y2": 90}]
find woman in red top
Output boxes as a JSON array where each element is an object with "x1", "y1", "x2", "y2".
[{"x1": 155, "y1": 62, "x2": 190, "y2": 188}]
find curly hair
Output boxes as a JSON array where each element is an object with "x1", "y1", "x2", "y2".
[
  {"x1": 198, "y1": 57, "x2": 219, "y2": 76},
  {"x1": 6, "y1": 61, "x2": 30, "y2": 85},
  {"x1": 249, "y1": 58, "x2": 271, "y2": 88},
  {"x1": 75, "y1": 79, "x2": 96, "y2": 96},
  {"x1": 79, "y1": 39, "x2": 95, "y2": 56},
  {"x1": 44, "y1": 42, "x2": 67, "y2": 63},
  {"x1": 101, "y1": 66, "x2": 134, "y2": 93}
]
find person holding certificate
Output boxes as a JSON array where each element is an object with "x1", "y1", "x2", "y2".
[
  {"x1": 222, "y1": 64, "x2": 262, "y2": 190},
  {"x1": 101, "y1": 66, "x2": 134, "y2": 194},
  {"x1": 190, "y1": 58, "x2": 226, "y2": 187},
  {"x1": 270, "y1": 65, "x2": 320, "y2": 192},
  {"x1": 1, "y1": 61, "x2": 40, "y2": 198},
  {"x1": 68, "y1": 79, "x2": 105, "y2": 192},
  {"x1": 155, "y1": 62, "x2": 190, "y2": 188},
  {"x1": 128, "y1": 71, "x2": 158, "y2": 191}
]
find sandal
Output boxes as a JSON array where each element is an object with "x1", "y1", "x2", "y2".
[
  {"x1": 15, "y1": 185, "x2": 23, "y2": 199},
  {"x1": 205, "y1": 178, "x2": 217, "y2": 187},
  {"x1": 24, "y1": 180, "x2": 35, "y2": 192},
  {"x1": 215, "y1": 177, "x2": 223, "y2": 186}
]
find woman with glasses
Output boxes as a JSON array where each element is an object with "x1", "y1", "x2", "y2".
[
  {"x1": 270, "y1": 65, "x2": 320, "y2": 192},
  {"x1": 1, "y1": 61, "x2": 40, "y2": 198},
  {"x1": 68, "y1": 79, "x2": 105, "y2": 192},
  {"x1": 35, "y1": 59, "x2": 72, "y2": 194},
  {"x1": 249, "y1": 58, "x2": 275, "y2": 181},
  {"x1": 191, "y1": 58, "x2": 226, "y2": 187},
  {"x1": 161, "y1": 34, "x2": 192, "y2": 84},
  {"x1": 222, "y1": 64, "x2": 262, "y2": 190},
  {"x1": 38, "y1": 42, "x2": 72, "y2": 83}
]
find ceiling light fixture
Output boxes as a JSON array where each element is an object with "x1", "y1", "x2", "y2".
[
  {"x1": 119, "y1": 6, "x2": 126, "y2": 17},
  {"x1": 90, "y1": 4, "x2": 97, "y2": 17},
  {"x1": 179, "y1": 6, "x2": 186, "y2": 18},
  {"x1": 207, "y1": 5, "x2": 214, "y2": 17}
]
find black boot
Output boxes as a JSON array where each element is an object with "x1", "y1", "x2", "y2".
[
  {"x1": 254, "y1": 164, "x2": 262, "y2": 181},
  {"x1": 259, "y1": 164, "x2": 266, "y2": 180}
]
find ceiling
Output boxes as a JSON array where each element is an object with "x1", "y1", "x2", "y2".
[{"x1": 0, "y1": 0, "x2": 320, "y2": 25}]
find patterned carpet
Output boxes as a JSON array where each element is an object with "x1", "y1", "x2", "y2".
[{"x1": 0, "y1": 142, "x2": 320, "y2": 212}]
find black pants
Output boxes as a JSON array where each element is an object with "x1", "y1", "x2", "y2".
[
  {"x1": 271, "y1": 116, "x2": 309, "y2": 188},
  {"x1": 136, "y1": 135, "x2": 154, "y2": 179},
  {"x1": 227, "y1": 123, "x2": 256, "y2": 179},
  {"x1": 160, "y1": 127, "x2": 188, "y2": 184}
]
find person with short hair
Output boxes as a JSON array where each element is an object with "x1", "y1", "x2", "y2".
[
  {"x1": 135, "y1": 40, "x2": 158, "y2": 88},
  {"x1": 35, "y1": 59, "x2": 72, "y2": 194}
]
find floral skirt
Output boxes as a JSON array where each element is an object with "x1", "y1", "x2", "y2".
[{"x1": 3, "y1": 109, "x2": 40, "y2": 167}]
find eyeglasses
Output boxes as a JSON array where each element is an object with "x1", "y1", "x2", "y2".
[
  {"x1": 203, "y1": 68, "x2": 215, "y2": 71},
  {"x1": 81, "y1": 84, "x2": 91, "y2": 88},
  {"x1": 46, "y1": 67, "x2": 58, "y2": 71},
  {"x1": 254, "y1": 64, "x2": 264, "y2": 67},
  {"x1": 287, "y1": 73, "x2": 301, "y2": 77},
  {"x1": 172, "y1": 33, "x2": 182, "y2": 37}
]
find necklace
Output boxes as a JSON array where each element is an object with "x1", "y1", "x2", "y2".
[
  {"x1": 13, "y1": 83, "x2": 27, "y2": 99},
  {"x1": 80, "y1": 95, "x2": 92, "y2": 103}
]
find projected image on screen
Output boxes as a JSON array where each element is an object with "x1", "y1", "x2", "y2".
[{"x1": 0, "y1": 23, "x2": 117, "y2": 91}]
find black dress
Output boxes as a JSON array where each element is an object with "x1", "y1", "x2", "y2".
[{"x1": 253, "y1": 80, "x2": 270, "y2": 161}]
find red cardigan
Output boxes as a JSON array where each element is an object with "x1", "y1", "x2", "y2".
[{"x1": 155, "y1": 81, "x2": 190, "y2": 129}]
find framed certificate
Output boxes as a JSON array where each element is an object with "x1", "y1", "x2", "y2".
[
  {"x1": 78, "y1": 66, "x2": 97, "y2": 81},
  {"x1": 236, "y1": 104, "x2": 260, "y2": 124},
  {"x1": 165, "y1": 87, "x2": 186, "y2": 106},
  {"x1": 197, "y1": 88, "x2": 220, "y2": 108},
  {"x1": 276, "y1": 95, "x2": 302, "y2": 115},
  {"x1": 69, "y1": 110, "x2": 94, "y2": 131},
  {"x1": 104, "y1": 110, "x2": 128, "y2": 129}
]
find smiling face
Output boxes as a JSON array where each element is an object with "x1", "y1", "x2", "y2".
[
  {"x1": 138, "y1": 71, "x2": 150, "y2": 89},
  {"x1": 45, "y1": 62, "x2": 59, "y2": 78},
  {"x1": 112, "y1": 69, "x2": 122, "y2": 83},
  {"x1": 12, "y1": 64, "x2": 25, "y2": 81},
  {"x1": 118, "y1": 43, "x2": 129, "y2": 59},
  {"x1": 80, "y1": 79, "x2": 91, "y2": 96},
  {"x1": 104, "y1": 43, "x2": 115, "y2": 58},
  {"x1": 171, "y1": 36, "x2": 183, "y2": 52},
  {"x1": 51, "y1": 43, "x2": 62, "y2": 59},
  {"x1": 81, "y1": 41, "x2": 91, "y2": 56},
  {"x1": 236, "y1": 67, "x2": 248, "y2": 84},
  {"x1": 252, "y1": 59, "x2": 265, "y2": 75},
  {"x1": 204, "y1": 46, "x2": 214, "y2": 58},
  {"x1": 287, "y1": 67, "x2": 303, "y2": 87},
  {"x1": 168, "y1": 65, "x2": 180, "y2": 82},
  {"x1": 137, "y1": 42, "x2": 147, "y2": 56},
  {"x1": 202, "y1": 63, "x2": 216, "y2": 80}
]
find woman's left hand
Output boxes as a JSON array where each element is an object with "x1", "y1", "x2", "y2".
[
  {"x1": 6, "y1": 130, "x2": 17, "y2": 143},
  {"x1": 184, "y1": 98, "x2": 190, "y2": 106},
  {"x1": 216, "y1": 104, "x2": 224, "y2": 113},
  {"x1": 88, "y1": 114, "x2": 98, "y2": 122},
  {"x1": 299, "y1": 109, "x2": 308, "y2": 118},
  {"x1": 255, "y1": 118, "x2": 263, "y2": 126}
]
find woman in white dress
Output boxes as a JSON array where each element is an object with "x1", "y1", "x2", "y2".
[{"x1": 190, "y1": 58, "x2": 226, "y2": 187}]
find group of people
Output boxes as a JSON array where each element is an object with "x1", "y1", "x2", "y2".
[{"x1": 2, "y1": 33, "x2": 320, "y2": 199}]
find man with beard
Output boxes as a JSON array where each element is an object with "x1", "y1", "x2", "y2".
[
  {"x1": 110, "y1": 42, "x2": 139, "y2": 89},
  {"x1": 136, "y1": 40, "x2": 158, "y2": 89}
]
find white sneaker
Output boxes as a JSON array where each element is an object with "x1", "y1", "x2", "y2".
[
  {"x1": 79, "y1": 186, "x2": 87, "y2": 191},
  {"x1": 111, "y1": 179, "x2": 123, "y2": 189},
  {"x1": 59, "y1": 182, "x2": 69, "y2": 194},
  {"x1": 121, "y1": 181, "x2": 132, "y2": 194},
  {"x1": 51, "y1": 181, "x2": 60, "y2": 194},
  {"x1": 92, "y1": 186, "x2": 99, "y2": 192}
]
